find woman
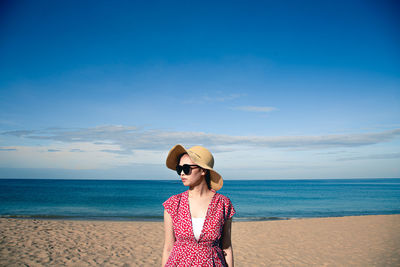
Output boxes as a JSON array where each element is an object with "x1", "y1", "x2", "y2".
[{"x1": 162, "y1": 144, "x2": 235, "y2": 267}]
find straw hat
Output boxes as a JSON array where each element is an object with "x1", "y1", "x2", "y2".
[{"x1": 166, "y1": 144, "x2": 223, "y2": 191}]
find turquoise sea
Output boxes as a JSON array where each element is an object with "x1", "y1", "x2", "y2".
[{"x1": 0, "y1": 178, "x2": 399, "y2": 221}]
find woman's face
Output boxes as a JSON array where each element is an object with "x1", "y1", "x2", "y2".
[{"x1": 178, "y1": 154, "x2": 206, "y2": 187}]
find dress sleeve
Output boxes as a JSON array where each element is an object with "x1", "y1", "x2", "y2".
[
  {"x1": 224, "y1": 197, "x2": 236, "y2": 220},
  {"x1": 163, "y1": 195, "x2": 177, "y2": 219}
]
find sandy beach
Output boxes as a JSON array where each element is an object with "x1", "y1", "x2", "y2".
[{"x1": 1, "y1": 214, "x2": 399, "y2": 266}]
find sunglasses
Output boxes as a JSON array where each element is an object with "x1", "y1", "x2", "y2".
[{"x1": 176, "y1": 164, "x2": 200, "y2": 175}]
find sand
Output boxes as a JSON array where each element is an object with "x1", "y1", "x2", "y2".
[{"x1": 0, "y1": 215, "x2": 399, "y2": 266}]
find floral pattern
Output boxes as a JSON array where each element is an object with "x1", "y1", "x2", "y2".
[{"x1": 163, "y1": 190, "x2": 235, "y2": 266}]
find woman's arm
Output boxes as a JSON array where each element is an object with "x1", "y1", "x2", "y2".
[
  {"x1": 161, "y1": 210, "x2": 176, "y2": 266},
  {"x1": 221, "y1": 218, "x2": 234, "y2": 267}
]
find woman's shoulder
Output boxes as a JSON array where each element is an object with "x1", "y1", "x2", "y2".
[
  {"x1": 215, "y1": 192, "x2": 233, "y2": 204},
  {"x1": 163, "y1": 192, "x2": 184, "y2": 218},
  {"x1": 215, "y1": 192, "x2": 236, "y2": 220},
  {"x1": 163, "y1": 191, "x2": 186, "y2": 214},
  {"x1": 164, "y1": 191, "x2": 186, "y2": 202}
]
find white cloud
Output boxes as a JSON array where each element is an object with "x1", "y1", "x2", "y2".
[
  {"x1": 2, "y1": 126, "x2": 400, "y2": 154},
  {"x1": 100, "y1": 149, "x2": 132, "y2": 155},
  {"x1": 0, "y1": 142, "x2": 137, "y2": 170},
  {"x1": 337, "y1": 152, "x2": 400, "y2": 161},
  {"x1": 2, "y1": 126, "x2": 400, "y2": 178}
]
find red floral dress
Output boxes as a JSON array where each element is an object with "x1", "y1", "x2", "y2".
[{"x1": 163, "y1": 190, "x2": 236, "y2": 266}]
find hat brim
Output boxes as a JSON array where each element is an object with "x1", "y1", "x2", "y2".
[{"x1": 166, "y1": 144, "x2": 223, "y2": 191}]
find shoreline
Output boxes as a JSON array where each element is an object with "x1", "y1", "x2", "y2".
[
  {"x1": 1, "y1": 214, "x2": 399, "y2": 266},
  {"x1": 1, "y1": 212, "x2": 400, "y2": 222}
]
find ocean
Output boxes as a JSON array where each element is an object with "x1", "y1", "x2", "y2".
[{"x1": 0, "y1": 178, "x2": 399, "y2": 221}]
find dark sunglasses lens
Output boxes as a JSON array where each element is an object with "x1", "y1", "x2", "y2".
[
  {"x1": 176, "y1": 165, "x2": 182, "y2": 175},
  {"x1": 176, "y1": 164, "x2": 192, "y2": 175},
  {"x1": 182, "y1": 164, "x2": 191, "y2": 175}
]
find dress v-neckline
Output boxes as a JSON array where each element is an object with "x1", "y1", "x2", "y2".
[{"x1": 186, "y1": 190, "x2": 217, "y2": 243}]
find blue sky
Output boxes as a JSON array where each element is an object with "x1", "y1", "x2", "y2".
[{"x1": 0, "y1": 0, "x2": 399, "y2": 179}]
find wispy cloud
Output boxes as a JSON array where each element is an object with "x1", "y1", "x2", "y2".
[
  {"x1": 202, "y1": 93, "x2": 243, "y2": 102},
  {"x1": 2, "y1": 126, "x2": 400, "y2": 154},
  {"x1": 337, "y1": 152, "x2": 400, "y2": 161},
  {"x1": 234, "y1": 106, "x2": 277, "y2": 112},
  {"x1": 100, "y1": 149, "x2": 132, "y2": 155},
  {"x1": 315, "y1": 150, "x2": 347, "y2": 155},
  {"x1": 69, "y1": 148, "x2": 84, "y2": 152},
  {"x1": 2, "y1": 130, "x2": 35, "y2": 137},
  {"x1": 47, "y1": 149, "x2": 61, "y2": 152},
  {"x1": 184, "y1": 93, "x2": 244, "y2": 104},
  {"x1": 0, "y1": 147, "x2": 17, "y2": 151}
]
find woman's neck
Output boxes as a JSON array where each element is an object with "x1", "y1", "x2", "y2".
[{"x1": 188, "y1": 183, "x2": 211, "y2": 198}]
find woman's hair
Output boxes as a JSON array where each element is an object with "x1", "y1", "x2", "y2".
[
  {"x1": 177, "y1": 153, "x2": 186, "y2": 164},
  {"x1": 177, "y1": 153, "x2": 211, "y2": 190},
  {"x1": 205, "y1": 170, "x2": 211, "y2": 190}
]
